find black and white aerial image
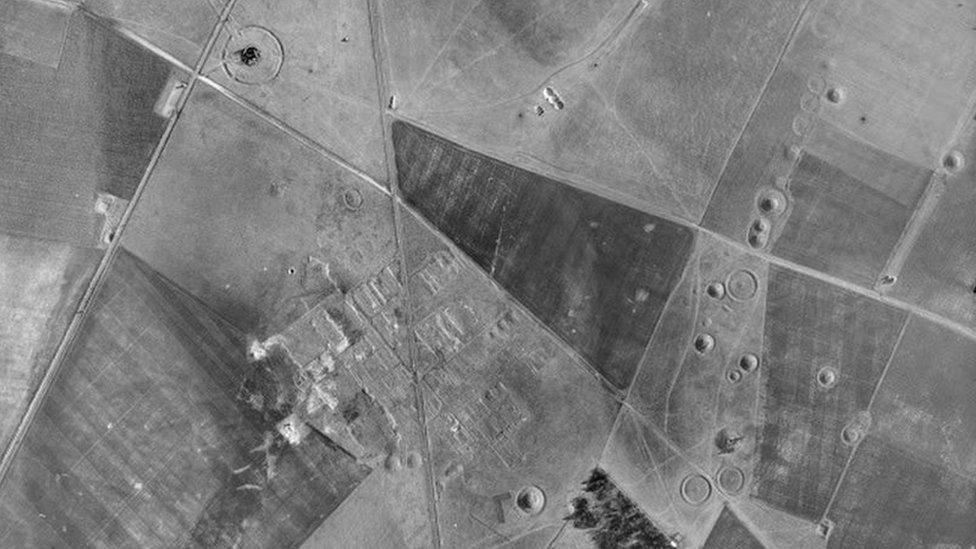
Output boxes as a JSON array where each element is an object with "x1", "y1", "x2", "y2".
[{"x1": 3, "y1": 0, "x2": 976, "y2": 547}]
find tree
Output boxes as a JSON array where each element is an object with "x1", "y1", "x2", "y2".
[{"x1": 565, "y1": 469, "x2": 676, "y2": 548}]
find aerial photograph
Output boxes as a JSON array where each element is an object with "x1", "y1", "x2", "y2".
[{"x1": 2, "y1": 0, "x2": 975, "y2": 547}]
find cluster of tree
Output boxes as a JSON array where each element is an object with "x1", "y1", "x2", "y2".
[{"x1": 566, "y1": 469, "x2": 676, "y2": 548}]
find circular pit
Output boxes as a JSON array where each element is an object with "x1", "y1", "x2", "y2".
[
  {"x1": 726, "y1": 269, "x2": 759, "y2": 301},
  {"x1": 717, "y1": 466, "x2": 745, "y2": 495},
  {"x1": 680, "y1": 474, "x2": 712, "y2": 506},
  {"x1": 516, "y1": 485, "x2": 546, "y2": 515},
  {"x1": 222, "y1": 26, "x2": 284, "y2": 84}
]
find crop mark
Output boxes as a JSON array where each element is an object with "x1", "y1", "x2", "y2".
[
  {"x1": 488, "y1": 205, "x2": 507, "y2": 277},
  {"x1": 415, "y1": 0, "x2": 648, "y2": 118},
  {"x1": 469, "y1": 510, "x2": 510, "y2": 544},
  {"x1": 405, "y1": 0, "x2": 490, "y2": 101},
  {"x1": 702, "y1": 0, "x2": 816, "y2": 223},
  {"x1": 590, "y1": 84, "x2": 695, "y2": 220},
  {"x1": 415, "y1": 0, "x2": 581, "y2": 104},
  {"x1": 98, "y1": 15, "x2": 201, "y2": 53},
  {"x1": 661, "y1": 259, "x2": 701, "y2": 435},
  {"x1": 632, "y1": 414, "x2": 714, "y2": 515},
  {"x1": 636, "y1": 435, "x2": 679, "y2": 517}
]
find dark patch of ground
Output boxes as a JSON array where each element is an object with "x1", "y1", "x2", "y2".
[{"x1": 565, "y1": 468, "x2": 674, "y2": 549}]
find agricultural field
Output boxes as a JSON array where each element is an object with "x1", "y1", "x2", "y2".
[{"x1": 4, "y1": 0, "x2": 976, "y2": 548}]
